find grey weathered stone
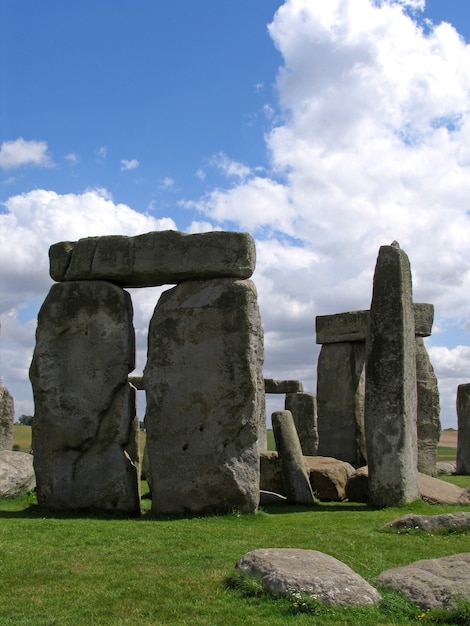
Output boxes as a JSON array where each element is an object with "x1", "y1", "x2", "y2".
[
  {"x1": 364, "y1": 243, "x2": 419, "y2": 506},
  {"x1": 384, "y1": 512, "x2": 470, "y2": 532},
  {"x1": 272, "y1": 410, "x2": 315, "y2": 505},
  {"x1": 316, "y1": 303, "x2": 434, "y2": 345},
  {"x1": 457, "y1": 383, "x2": 470, "y2": 475},
  {"x1": 264, "y1": 379, "x2": 303, "y2": 394},
  {"x1": 143, "y1": 278, "x2": 263, "y2": 515},
  {"x1": 49, "y1": 230, "x2": 256, "y2": 287},
  {"x1": 317, "y1": 342, "x2": 366, "y2": 467},
  {"x1": 259, "y1": 450, "x2": 283, "y2": 495},
  {"x1": 305, "y1": 456, "x2": 355, "y2": 501},
  {"x1": 128, "y1": 376, "x2": 144, "y2": 390},
  {"x1": 416, "y1": 337, "x2": 441, "y2": 476},
  {"x1": 345, "y1": 466, "x2": 465, "y2": 504},
  {"x1": 436, "y1": 461, "x2": 456, "y2": 475},
  {"x1": 375, "y1": 553, "x2": 470, "y2": 610},
  {"x1": 0, "y1": 382, "x2": 14, "y2": 451},
  {"x1": 284, "y1": 392, "x2": 318, "y2": 456},
  {"x1": 0, "y1": 450, "x2": 36, "y2": 497},
  {"x1": 29, "y1": 281, "x2": 140, "y2": 515},
  {"x1": 236, "y1": 549, "x2": 382, "y2": 607}
]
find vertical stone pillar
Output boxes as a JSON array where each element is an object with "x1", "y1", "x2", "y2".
[
  {"x1": 272, "y1": 410, "x2": 315, "y2": 505},
  {"x1": 284, "y1": 392, "x2": 319, "y2": 457},
  {"x1": 0, "y1": 382, "x2": 14, "y2": 451},
  {"x1": 456, "y1": 383, "x2": 470, "y2": 475},
  {"x1": 29, "y1": 281, "x2": 140, "y2": 515},
  {"x1": 416, "y1": 337, "x2": 440, "y2": 476},
  {"x1": 364, "y1": 243, "x2": 419, "y2": 506},
  {"x1": 144, "y1": 278, "x2": 264, "y2": 515},
  {"x1": 316, "y1": 341, "x2": 366, "y2": 467}
]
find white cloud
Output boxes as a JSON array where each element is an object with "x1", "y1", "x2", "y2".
[
  {"x1": 210, "y1": 152, "x2": 251, "y2": 180},
  {"x1": 120, "y1": 158, "x2": 139, "y2": 171},
  {"x1": 95, "y1": 146, "x2": 107, "y2": 162},
  {"x1": 64, "y1": 153, "x2": 80, "y2": 165},
  {"x1": 0, "y1": 138, "x2": 53, "y2": 170},
  {"x1": 159, "y1": 176, "x2": 175, "y2": 190}
]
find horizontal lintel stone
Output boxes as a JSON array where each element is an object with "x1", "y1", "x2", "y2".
[
  {"x1": 49, "y1": 230, "x2": 256, "y2": 287},
  {"x1": 264, "y1": 379, "x2": 304, "y2": 394},
  {"x1": 316, "y1": 303, "x2": 434, "y2": 344}
]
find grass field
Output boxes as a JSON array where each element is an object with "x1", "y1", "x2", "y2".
[{"x1": 3, "y1": 426, "x2": 469, "y2": 624}]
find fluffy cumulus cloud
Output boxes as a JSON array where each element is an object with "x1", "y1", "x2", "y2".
[
  {"x1": 187, "y1": 0, "x2": 470, "y2": 426},
  {"x1": 0, "y1": 138, "x2": 53, "y2": 170},
  {"x1": 0, "y1": 188, "x2": 176, "y2": 415}
]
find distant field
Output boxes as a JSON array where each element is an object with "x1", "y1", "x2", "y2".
[{"x1": 14, "y1": 425, "x2": 457, "y2": 460}]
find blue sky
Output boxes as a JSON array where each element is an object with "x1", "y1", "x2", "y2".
[{"x1": 2, "y1": 0, "x2": 470, "y2": 429}]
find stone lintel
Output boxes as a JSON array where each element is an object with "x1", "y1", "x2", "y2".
[
  {"x1": 264, "y1": 379, "x2": 304, "y2": 394},
  {"x1": 316, "y1": 303, "x2": 434, "y2": 344},
  {"x1": 49, "y1": 230, "x2": 256, "y2": 287}
]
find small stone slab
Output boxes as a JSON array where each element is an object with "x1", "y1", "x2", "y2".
[
  {"x1": 264, "y1": 379, "x2": 304, "y2": 394},
  {"x1": 316, "y1": 303, "x2": 434, "y2": 344},
  {"x1": 383, "y1": 512, "x2": 470, "y2": 532},
  {"x1": 375, "y1": 553, "x2": 470, "y2": 610},
  {"x1": 49, "y1": 230, "x2": 256, "y2": 287},
  {"x1": 236, "y1": 548, "x2": 382, "y2": 607},
  {"x1": 305, "y1": 456, "x2": 355, "y2": 501}
]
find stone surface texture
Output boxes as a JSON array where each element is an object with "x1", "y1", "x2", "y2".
[
  {"x1": 316, "y1": 342, "x2": 366, "y2": 467},
  {"x1": 384, "y1": 512, "x2": 470, "y2": 532},
  {"x1": 305, "y1": 456, "x2": 355, "y2": 501},
  {"x1": 272, "y1": 410, "x2": 315, "y2": 505},
  {"x1": 364, "y1": 243, "x2": 419, "y2": 506},
  {"x1": 0, "y1": 450, "x2": 36, "y2": 497},
  {"x1": 236, "y1": 549, "x2": 382, "y2": 607},
  {"x1": 0, "y1": 382, "x2": 14, "y2": 451},
  {"x1": 143, "y1": 278, "x2": 263, "y2": 515},
  {"x1": 375, "y1": 553, "x2": 470, "y2": 610},
  {"x1": 284, "y1": 392, "x2": 318, "y2": 457},
  {"x1": 416, "y1": 337, "x2": 441, "y2": 476},
  {"x1": 457, "y1": 383, "x2": 470, "y2": 474},
  {"x1": 29, "y1": 281, "x2": 140, "y2": 515},
  {"x1": 49, "y1": 230, "x2": 256, "y2": 287},
  {"x1": 259, "y1": 450, "x2": 283, "y2": 495}
]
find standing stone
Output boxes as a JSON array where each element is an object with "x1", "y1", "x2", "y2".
[
  {"x1": 364, "y1": 243, "x2": 419, "y2": 506},
  {"x1": 0, "y1": 382, "x2": 14, "y2": 451},
  {"x1": 284, "y1": 392, "x2": 319, "y2": 456},
  {"x1": 416, "y1": 337, "x2": 441, "y2": 476},
  {"x1": 457, "y1": 383, "x2": 470, "y2": 475},
  {"x1": 272, "y1": 410, "x2": 315, "y2": 505},
  {"x1": 316, "y1": 343, "x2": 366, "y2": 467},
  {"x1": 29, "y1": 281, "x2": 140, "y2": 515},
  {"x1": 143, "y1": 278, "x2": 264, "y2": 515}
]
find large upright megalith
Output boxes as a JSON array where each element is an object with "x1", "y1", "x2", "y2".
[
  {"x1": 457, "y1": 384, "x2": 470, "y2": 475},
  {"x1": 30, "y1": 280, "x2": 140, "y2": 515},
  {"x1": 364, "y1": 243, "x2": 419, "y2": 506},
  {"x1": 143, "y1": 277, "x2": 264, "y2": 515},
  {"x1": 0, "y1": 381, "x2": 14, "y2": 451},
  {"x1": 416, "y1": 337, "x2": 441, "y2": 476}
]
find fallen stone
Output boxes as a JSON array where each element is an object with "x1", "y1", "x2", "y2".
[
  {"x1": 345, "y1": 466, "x2": 369, "y2": 503},
  {"x1": 436, "y1": 461, "x2": 456, "y2": 475},
  {"x1": 418, "y1": 472, "x2": 465, "y2": 505},
  {"x1": 305, "y1": 456, "x2": 355, "y2": 501},
  {"x1": 0, "y1": 450, "x2": 36, "y2": 497},
  {"x1": 375, "y1": 553, "x2": 470, "y2": 610},
  {"x1": 345, "y1": 468, "x2": 465, "y2": 505},
  {"x1": 265, "y1": 379, "x2": 304, "y2": 394},
  {"x1": 49, "y1": 230, "x2": 256, "y2": 287},
  {"x1": 383, "y1": 512, "x2": 470, "y2": 532},
  {"x1": 272, "y1": 410, "x2": 315, "y2": 506},
  {"x1": 236, "y1": 548, "x2": 382, "y2": 607}
]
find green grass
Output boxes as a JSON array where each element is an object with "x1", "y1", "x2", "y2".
[{"x1": 1, "y1": 493, "x2": 470, "y2": 624}]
